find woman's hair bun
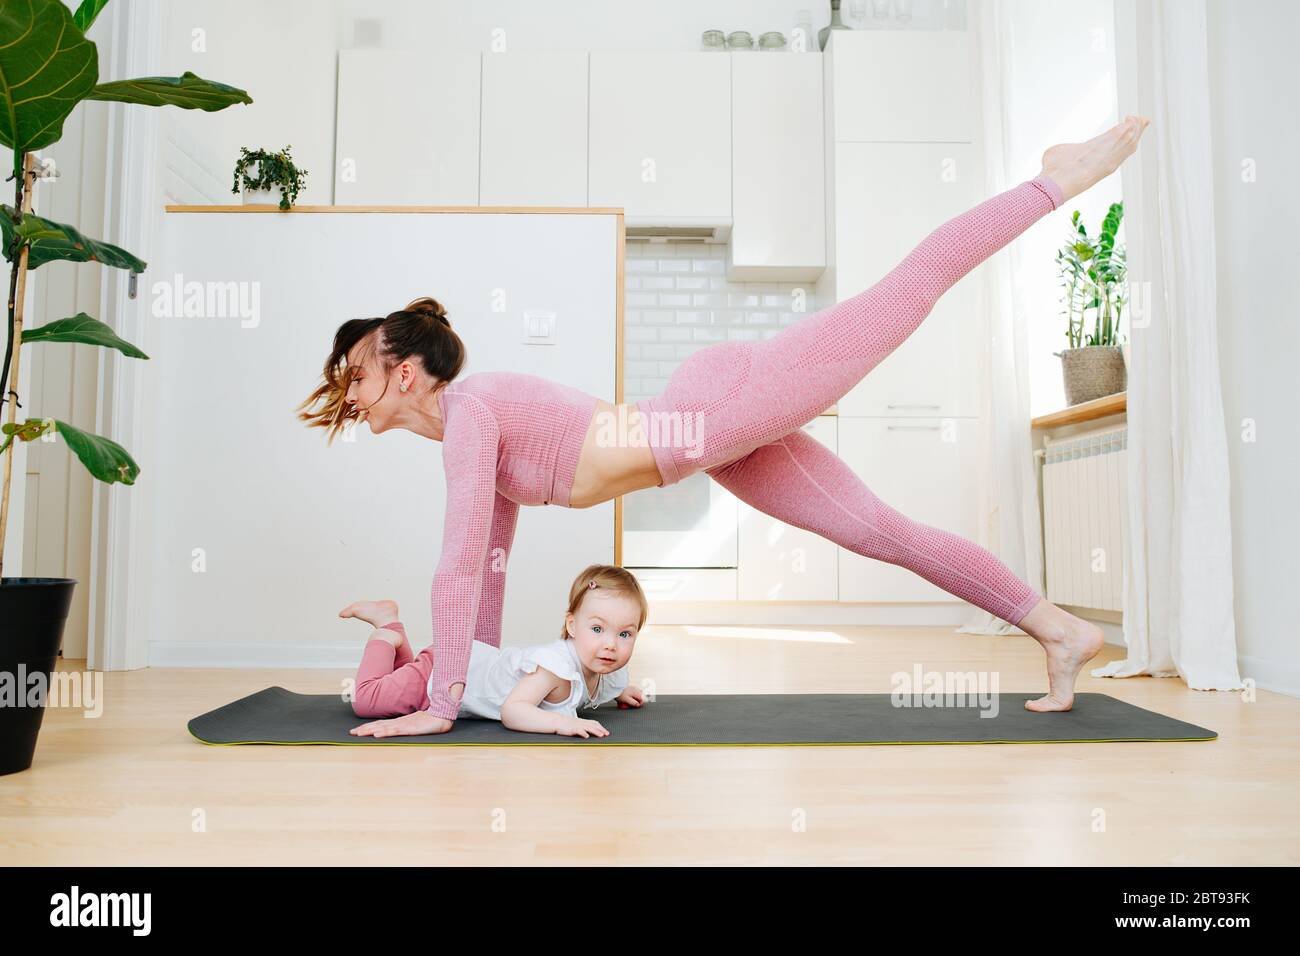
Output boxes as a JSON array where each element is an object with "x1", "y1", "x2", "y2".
[{"x1": 404, "y1": 295, "x2": 451, "y2": 327}]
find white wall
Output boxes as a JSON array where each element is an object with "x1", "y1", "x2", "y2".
[{"x1": 1206, "y1": 0, "x2": 1300, "y2": 692}]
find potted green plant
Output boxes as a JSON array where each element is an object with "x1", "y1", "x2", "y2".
[
  {"x1": 232, "y1": 145, "x2": 307, "y2": 210},
  {"x1": 0, "y1": 0, "x2": 250, "y2": 776},
  {"x1": 1054, "y1": 201, "x2": 1129, "y2": 406}
]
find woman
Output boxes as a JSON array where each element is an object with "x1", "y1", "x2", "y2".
[{"x1": 298, "y1": 117, "x2": 1151, "y2": 738}]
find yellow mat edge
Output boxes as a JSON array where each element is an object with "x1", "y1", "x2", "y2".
[{"x1": 187, "y1": 726, "x2": 1218, "y2": 747}]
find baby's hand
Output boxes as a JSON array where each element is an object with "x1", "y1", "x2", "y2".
[
  {"x1": 559, "y1": 717, "x2": 609, "y2": 739},
  {"x1": 616, "y1": 686, "x2": 646, "y2": 708}
]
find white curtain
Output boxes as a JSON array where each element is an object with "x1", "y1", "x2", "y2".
[
  {"x1": 1096, "y1": 0, "x2": 1242, "y2": 688},
  {"x1": 958, "y1": 0, "x2": 1046, "y2": 637}
]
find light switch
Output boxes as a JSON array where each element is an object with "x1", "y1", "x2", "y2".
[{"x1": 523, "y1": 310, "x2": 556, "y2": 345}]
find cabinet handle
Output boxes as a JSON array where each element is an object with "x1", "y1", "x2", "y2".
[
  {"x1": 886, "y1": 425, "x2": 942, "y2": 431},
  {"x1": 885, "y1": 403, "x2": 941, "y2": 409}
]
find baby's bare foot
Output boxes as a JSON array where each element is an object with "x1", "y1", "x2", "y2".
[
  {"x1": 1017, "y1": 600, "x2": 1106, "y2": 713},
  {"x1": 339, "y1": 599, "x2": 400, "y2": 629},
  {"x1": 1040, "y1": 115, "x2": 1151, "y2": 203}
]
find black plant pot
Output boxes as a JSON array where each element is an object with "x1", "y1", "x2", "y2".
[{"x1": 0, "y1": 577, "x2": 76, "y2": 775}]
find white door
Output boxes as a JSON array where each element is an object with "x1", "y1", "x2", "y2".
[
  {"x1": 621, "y1": 470, "x2": 738, "y2": 569},
  {"x1": 837, "y1": 416, "x2": 982, "y2": 603},
  {"x1": 480, "y1": 52, "x2": 588, "y2": 206},
  {"x1": 335, "y1": 49, "x2": 481, "y2": 204},
  {"x1": 737, "y1": 416, "x2": 839, "y2": 600},
  {"x1": 832, "y1": 141, "x2": 984, "y2": 418},
  {"x1": 588, "y1": 51, "x2": 730, "y2": 220}
]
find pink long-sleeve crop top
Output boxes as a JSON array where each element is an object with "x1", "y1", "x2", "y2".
[{"x1": 425, "y1": 371, "x2": 600, "y2": 719}]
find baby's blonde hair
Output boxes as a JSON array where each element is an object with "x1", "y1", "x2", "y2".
[{"x1": 560, "y1": 564, "x2": 648, "y2": 640}]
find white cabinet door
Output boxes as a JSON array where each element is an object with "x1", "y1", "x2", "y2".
[
  {"x1": 832, "y1": 142, "x2": 983, "y2": 418},
  {"x1": 738, "y1": 416, "x2": 839, "y2": 601},
  {"x1": 728, "y1": 52, "x2": 826, "y2": 281},
  {"x1": 836, "y1": 417, "x2": 982, "y2": 603},
  {"x1": 588, "y1": 52, "x2": 730, "y2": 220},
  {"x1": 480, "y1": 52, "x2": 588, "y2": 207},
  {"x1": 335, "y1": 50, "x2": 480, "y2": 205},
  {"x1": 828, "y1": 30, "x2": 975, "y2": 143}
]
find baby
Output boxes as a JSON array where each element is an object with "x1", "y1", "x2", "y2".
[{"x1": 343, "y1": 564, "x2": 647, "y2": 738}]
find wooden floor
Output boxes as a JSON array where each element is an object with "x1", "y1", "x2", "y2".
[{"x1": 2, "y1": 624, "x2": 1295, "y2": 865}]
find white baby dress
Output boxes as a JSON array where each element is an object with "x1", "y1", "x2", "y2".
[{"x1": 429, "y1": 636, "x2": 629, "y2": 721}]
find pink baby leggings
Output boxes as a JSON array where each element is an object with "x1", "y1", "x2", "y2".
[
  {"x1": 352, "y1": 621, "x2": 435, "y2": 718},
  {"x1": 636, "y1": 176, "x2": 1066, "y2": 627}
]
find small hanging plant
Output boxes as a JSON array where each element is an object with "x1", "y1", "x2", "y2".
[{"x1": 232, "y1": 145, "x2": 308, "y2": 210}]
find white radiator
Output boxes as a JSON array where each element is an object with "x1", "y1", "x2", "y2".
[{"x1": 1038, "y1": 426, "x2": 1127, "y2": 612}]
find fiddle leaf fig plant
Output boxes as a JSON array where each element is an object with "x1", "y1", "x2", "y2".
[{"x1": 0, "y1": 0, "x2": 252, "y2": 577}]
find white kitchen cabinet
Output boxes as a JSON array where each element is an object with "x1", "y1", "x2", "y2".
[
  {"x1": 480, "y1": 52, "x2": 589, "y2": 207},
  {"x1": 826, "y1": 30, "x2": 975, "y2": 143},
  {"x1": 728, "y1": 52, "x2": 826, "y2": 281},
  {"x1": 836, "y1": 416, "x2": 983, "y2": 603},
  {"x1": 588, "y1": 52, "x2": 730, "y2": 221},
  {"x1": 738, "y1": 416, "x2": 839, "y2": 601},
  {"x1": 830, "y1": 141, "x2": 983, "y2": 418},
  {"x1": 334, "y1": 49, "x2": 480, "y2": 205}
]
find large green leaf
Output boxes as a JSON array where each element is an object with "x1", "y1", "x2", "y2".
[
  {"x1": 86, "y1": 70, "x2": 252, "y2": 110},
  {"x1": 1, "y1": 205, "x2": 146, "y2": 271},
  {"x1": 72, "y1": 0, "x2": 110, "y2": 34},
  {"x1": 0, "y1": 0, "x2": 99, "y2": 172},
  {"x1": 21, "y1": 312, "x2": 148, "y2": 358},
  {"x1": 0, "y1": 417, "x2": 138, "y2": 484},
  {"x1": 54, "y1": 418, "x2": 138, "y2": 484}
]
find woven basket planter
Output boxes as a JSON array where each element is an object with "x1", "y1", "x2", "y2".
[{"x1": 1060, "y1": 345, "x2": 1127, "y2": 406}]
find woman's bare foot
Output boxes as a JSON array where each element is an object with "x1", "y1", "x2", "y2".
[
  {"x1": 1040, "y1": 115, "x2": 1151, "y2": 203},
  {"x1": 1015, "y1": 599, "x2": 1106, "y2": 712}
]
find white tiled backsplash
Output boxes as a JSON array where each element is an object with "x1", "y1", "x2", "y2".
[{"x1": 623, "y1": 242, "x2": 818, "y2": 403}]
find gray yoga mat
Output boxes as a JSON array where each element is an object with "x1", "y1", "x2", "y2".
[{"x1": 188, "y1": 686, "x2": 1216, "y2": 746}]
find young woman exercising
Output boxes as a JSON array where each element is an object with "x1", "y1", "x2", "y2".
[{"x1": 298, "y1": 116, "x2": 1151, "y2": 738}]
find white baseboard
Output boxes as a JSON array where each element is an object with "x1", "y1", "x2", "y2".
[
  {"x1": 645, "y1": 602, "x2": 990, "y2": 627},
  {"x1": 147, "y1": 606, "x2": 1139, "y2": 668},
  {"x1": 1234, "y1": 653, "x2": 1300, "y2": 699},
  {"x1": 150, "y1": 642, "x2": 366, "y2": 669}
]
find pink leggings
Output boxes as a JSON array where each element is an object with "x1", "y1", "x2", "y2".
[
  {"x1": 634, "y1": 175, "x2": 1065, "y2": 626},
  {"x1": 351, "y1": 622, "x2": 435, "y2": 718}
]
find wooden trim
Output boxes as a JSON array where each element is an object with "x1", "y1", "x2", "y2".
[
  {"x1": 164, "y1": 204, "x2": 627, "y2": 215},
  {"x1": 1031, "y1": 392, "x2": 1127, "y2": 430}
]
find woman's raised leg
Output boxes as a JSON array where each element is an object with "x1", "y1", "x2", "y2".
[
  {"x1": 704, "y1": 430, "x2": 1104, "y2": 711},
  {"x1": 636, "y1": 118, "x2": 1150, "y2": 487}
]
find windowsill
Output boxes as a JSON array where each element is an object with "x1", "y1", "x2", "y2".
[{"x1": 1030, "y1": 391, "x2": 1126, "y2": 430}]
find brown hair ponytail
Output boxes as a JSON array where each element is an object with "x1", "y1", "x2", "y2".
[{"x1": 295, "y1": 295, "x2": 466, "y2": 443}]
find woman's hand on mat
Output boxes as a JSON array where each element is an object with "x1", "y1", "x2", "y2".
[
  {"x1": 558, "y1": 717, "x2": 609, "y2": 739},
  {"x1": 349, "y1": 710, "x2": 454, "y2": 738}
]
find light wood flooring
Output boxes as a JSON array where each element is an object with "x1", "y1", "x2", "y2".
[{"x1": 2, "y1": 624, "x2": 1294, "y2": 865}]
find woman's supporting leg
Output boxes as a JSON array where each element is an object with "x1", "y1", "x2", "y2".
[
  {"x1": 636, "y1": 175, "x2": 1064, "y2": 486},
  {"x1": 704, "y1": 430, "x2": 1105, "y2": 710},
  {"x1": 706, "y1": 429, "x2": 1042, "y2": 625},
  {"x1": 352, "y1": 621, "x2": 432, "y2": 719}
]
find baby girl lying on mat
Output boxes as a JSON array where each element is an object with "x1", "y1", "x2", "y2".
[{"x1": 343, "y1": 564, "x2": 648, "y2": 738}]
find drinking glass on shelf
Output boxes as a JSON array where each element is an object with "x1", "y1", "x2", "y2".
[{"x1": 894, "y1": 0, "x2": 915, "y2": 21}]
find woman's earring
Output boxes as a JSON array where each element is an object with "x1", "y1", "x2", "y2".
[{"x1": 399, "y1": 382, "x2": 408, "y2": 393}]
